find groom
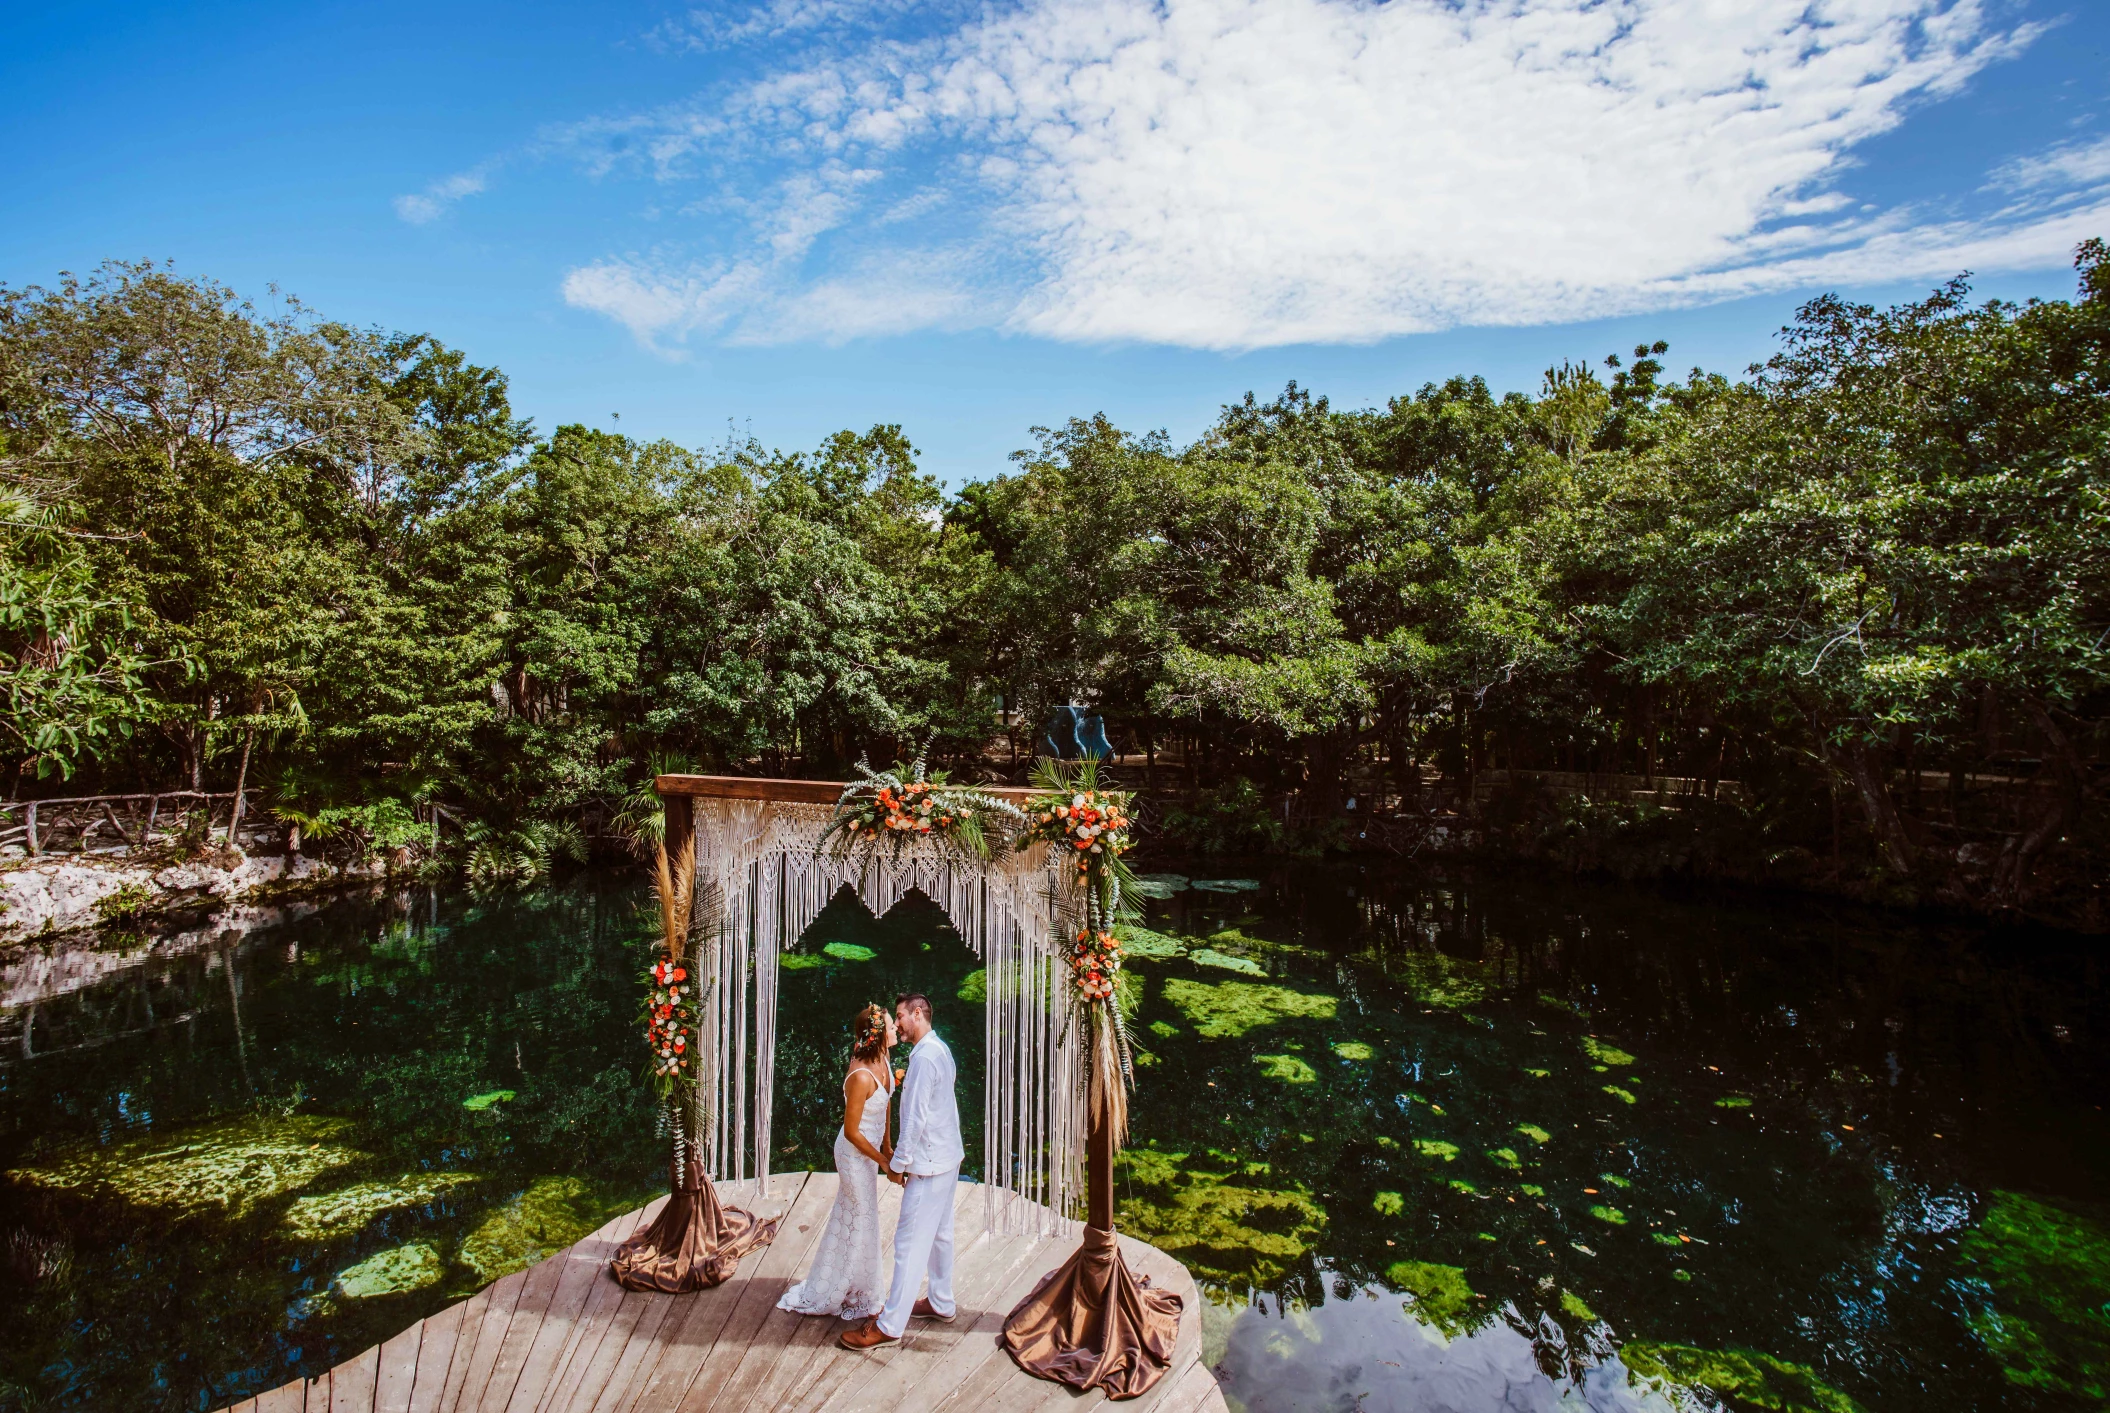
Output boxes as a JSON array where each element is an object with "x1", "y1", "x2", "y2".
[{"x1": 840, "y1": 992, "x2": 962, "y2": 1350}]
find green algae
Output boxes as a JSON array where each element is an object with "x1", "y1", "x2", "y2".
[
  {"x1": 462, "y1": 1090, "x2": 514, "y2": 1111},
  {"x1": 1716, "y1": 1095, "x2": 1752, "y2": 1109},
  {"x1": 1560, "y1": 1289, "x2": 1599, "y2": 1322},
  {"x1": 1603, "y1": 1086, "x2": 1638, "y2": 1104},
  {"x1": 285, "y1": 1172, "x2": 482, "y2": 1242},
  {"x1": 1149, "y1": 1019, "x2": 1178, "y2": 1038},
  {"x1": 1371, "y1": 950, "x2": 1489, "y2": 1010},
  {"x1": 1130, "y1": 875, "x2": 1190, "y2": 898},
  {"x1": 956, "y1": 968, "x2": 986, "y2": 1003},
  {"x1": 6, "y1": 1114, "x2": 361, "y2": 1219},
  {"x1": 1486, "y1": 1146, "x2": 1522, "y2": 1170},
  {"x1": 1255, "y1": 1054, "x2": 1318, "y2": 1084},
  {"x1": 1114, "y1": 925, "x2": 1188, "y2": 959},
  {"x1": 1414, "y1": 1139, "x2": 1459, "y2": 1162},
  {"x1": 1448, "y1": 1178, "x2": 1480, "y2": 1195},
  {"x1": 1386, "y1": 1260, "x2": 1481, "y2": 1338},
  {"x1": 1190, "y1": 948, "x2": 1266, "y2": 976},
  {"x1": 1582, "y1": 1037, "x2": 1636, "y2": 1066},
  {"x1": 1599, "y1": 1172, "x2": 1632, "y2": 1189},
  {"x1": 1524, "y1": 1068, "x2": 1551, "y2": 1078},
  {"x1": 333, "y1": 1242, "x2": 444, "y2": 1299},
  {"x1": 1517, "y1": 1124, "x2": 1552, "y2": 1144},
  {"x1": 780, "y1": 953, "x2": 826, "y2": 970},
  {"x1": 1590, "y1": 1205, "x2": 1627, "y2": 1225},
  {"x1": 1959, "y1": 1190, "x2": 2110, "y2": 1400},
  {"x1": 1652, "y1": 1232, "x2": 1685, "y2": 1246},
  {"x1": 1521, "y1": 1184, "x2": 1547, "y2": 1197},
  {"x1": 1331, "y1": 1041, "x2": 1374, "y2": 1061},
  {"x1": 1161, "y1": 978, "x2": 1337, "y2": 1039},
  {"x1": 1191, "y1": 878, "x2": 1262, "y2": 892},
  {"x1": 1622, "y1": 1343, "x2": 1866, "y2": 1413},
  {"x1": 1115, "y1": 1149, "x2": 1326, "y2": 1291},
  {"x1": 459, "y1": 1176, "x2": 638, "y2": 1284},
  {"x1": 1372, "y1": 1190, "x2": 1405, "y2": 1216},
  {"x1": 822, "y1": 941, "x2": 876, "y2": 962}
]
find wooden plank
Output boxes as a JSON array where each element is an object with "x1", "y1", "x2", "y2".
[
  {"x1": 376, "y1": 1322, "x2": 424, "y2": 1413},
  {"x1": 692, "y1": 1181, "x2": 941, "y2": 1413},
  {"x1": 797, "y1": 1178, "x2": 1002, "y2": 1413},
  {"x1": 409, "y1": 1297, "x2": 471, "y2": 1413},
  {"x1": 917, "y1": 1232, "x2": 1110, "y2": 1413},
  {"x1": 1156, "y1": 1360, "x2": 1226, "y2": 1413},
  {"x1": 656, "y1": 777, "x2": 1035, "y2": 806},
  {"x1": 760, "y1": 1172, "x2": 912, "y2": 1413},
  {"x1": 698, "y1": 1171, "x2": 844, "y2": 1405},
  {"x1": 576, "y1": 1291, "x2": 682, "y2": 1413},
  {"x1": 527, "y1": 1202, "x2": 656, "y2": 1413},
  {"x1": 809, "y1": 1227, "x2": 1044, "y2": 1413},
  {"x1": 478, "y1": 1236, "x2": 577, "y2": 1411},
  {"x1": 307, "y1": 1375, "x2": 333, "y2": 1410},
  {"x1": 627, "y1": 1171, "x2": 832, "y2": 1413},
  {"x1": 255, "y1": 1383, "x2": 304, "y2": 1413},
  {"x1": 450, "y1": 1269, "x2": 533, "y2": 1411},
  {"x1": 331, "y1": 1344, "x2": 381, "y2": 1413},
  {"x1": 434, "y1": 1284, "x2": 497, "y2": 1413},
  {"x1": 853, "y1": 1230, "x2": 1056, "y2": 1413}
]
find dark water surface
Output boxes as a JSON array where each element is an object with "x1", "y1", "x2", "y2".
[{"x1": 0, "y1": 867, "x2": 2104, "y2": 1412}]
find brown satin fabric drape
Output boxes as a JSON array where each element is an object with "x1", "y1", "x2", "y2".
[
  {"x1": 610, "y1": 1152, "x2": 779, "y2": 1293},
  {"x1": 1000, "y1": 1224, "x2": 1183, "y2": 1400}
]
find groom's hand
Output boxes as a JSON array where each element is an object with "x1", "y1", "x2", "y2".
[{"x1": 888, "y1": 1170, "x2": 907, "y2": 1186}]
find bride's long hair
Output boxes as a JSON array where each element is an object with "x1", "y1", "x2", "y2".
[{"x1": 851, "y1": 1002, "x2": 889, "y2": 1061}]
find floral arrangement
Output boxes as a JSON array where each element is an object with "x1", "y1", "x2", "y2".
[
  {"x1": 1069, "y1": 927, "x2": 1123, "y2": 1003},
  {"x1": 1025, "y1": 756, "x2": 1140, "y2": 1150},
  {"x1": 818, "y1": 746, "x2": 1025, "y2": 866},
  {"x1": 1023, "y1": 781, "x2": 1134, "y2": 885},
  {"x1": 642, "y1": 953, "x2": 701, "y2": 1099}
]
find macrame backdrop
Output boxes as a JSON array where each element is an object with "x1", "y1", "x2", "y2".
[{"x1": 690, "y1": 797, "x2": 1084, "y2": 1236}]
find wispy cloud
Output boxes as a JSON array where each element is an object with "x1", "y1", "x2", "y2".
[
  {"x1": 393, "y1": 166, "x2": 496, "y2": 225},
  {"x1": 455, "y1": 0, "x2": 2107, "y2": 348},
  {"x1": 1993, "y1": 132, "x2": 2110, "y2": 192}
]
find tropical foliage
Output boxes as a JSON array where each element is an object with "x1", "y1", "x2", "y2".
[{"x1": 3, "y1": 248, "x2": 2104, "y2": 919}]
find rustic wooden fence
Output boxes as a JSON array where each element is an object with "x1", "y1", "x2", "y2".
[{"x1": 0, "y1": 792, "x2": 257, "y2": 857}]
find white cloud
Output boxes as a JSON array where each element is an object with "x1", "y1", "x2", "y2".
[
  {"x1": 394, "y1": 168, "x2": 493, "y2": 225},
  {"x1": 1993, "y1": 133, "x2": 2110, "y2": 192},
  {"x1": 548, "y1": 0, "x2": 2103, "y2": 349}
]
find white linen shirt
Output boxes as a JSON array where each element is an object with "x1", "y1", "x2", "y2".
[{"x1": 889, "y1": 1031, "x2": 964, "y2": 1176}]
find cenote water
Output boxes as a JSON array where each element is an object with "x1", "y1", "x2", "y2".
[{"x1": 1, "y1": 868, "x2": 2105, "y2": 1412}]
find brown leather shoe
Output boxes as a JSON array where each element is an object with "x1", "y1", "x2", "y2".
[
  {"x1": 912, "y1": 1298, "x2": 956, "y2": 1322},
  {"x1": 837, "y1": 1319, "x2": 898, "y2": 1351}
]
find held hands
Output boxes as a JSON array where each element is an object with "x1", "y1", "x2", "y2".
[{"x1": 887, "y1": 1170, "x2": 906, "y2": 1186}]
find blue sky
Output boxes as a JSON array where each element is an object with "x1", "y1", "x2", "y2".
[{"x1": 6, "y1": 0, "x2": 2108, "y2": 484}]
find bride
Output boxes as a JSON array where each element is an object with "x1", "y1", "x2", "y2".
[{"x1": 778, "y1": 1001, "x2": 897, "y2": 1318}]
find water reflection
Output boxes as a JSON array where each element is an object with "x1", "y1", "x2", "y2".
[{"x1": 0, "y1": 866, "x2": 2103, "y2": 1412}]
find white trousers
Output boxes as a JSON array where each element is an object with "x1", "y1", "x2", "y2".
[{"x1": 876, "y1": 1166, "x2": 958, "y2": 1337}]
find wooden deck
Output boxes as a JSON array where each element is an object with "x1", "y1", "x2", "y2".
[{"x1": 224, "y1": 1172, "x2": 1227, "y2": 1413}]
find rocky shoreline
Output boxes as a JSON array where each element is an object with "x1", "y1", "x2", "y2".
[{"x1": 0, "y1": 845, "x2": 395, "y2": 944}]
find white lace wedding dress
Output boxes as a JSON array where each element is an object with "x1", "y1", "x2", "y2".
[{"x1": 777, "y1": 1064, "x2": 893, "y2": 1318}]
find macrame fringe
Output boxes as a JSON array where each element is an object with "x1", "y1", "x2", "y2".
[{"x1": 691, "y1": 798, "x2": 1082, "y2": 1236}]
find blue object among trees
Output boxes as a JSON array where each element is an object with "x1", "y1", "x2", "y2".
[{"x1": 1042, "y1": 707, "x2": 1113, "y2": 760}]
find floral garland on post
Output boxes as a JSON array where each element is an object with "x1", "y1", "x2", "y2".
[
  {"x1": 817, "y1": 745, "x2": 1027, "y2": 867},
  {"x1": 1022, "y1": 756, "x2": 1138, "y2": 1152},
  {"x1": 641, "y1": 839, "x2": 711, "y2": 1175}
]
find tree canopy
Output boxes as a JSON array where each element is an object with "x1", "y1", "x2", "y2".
[{"x1": 4, "y1": 249, "x2": 2103, "y2": 920}]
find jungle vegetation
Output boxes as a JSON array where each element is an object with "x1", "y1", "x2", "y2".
[{"x1": 2, "y1": 247, "x2": 2105, "y2": 921}]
